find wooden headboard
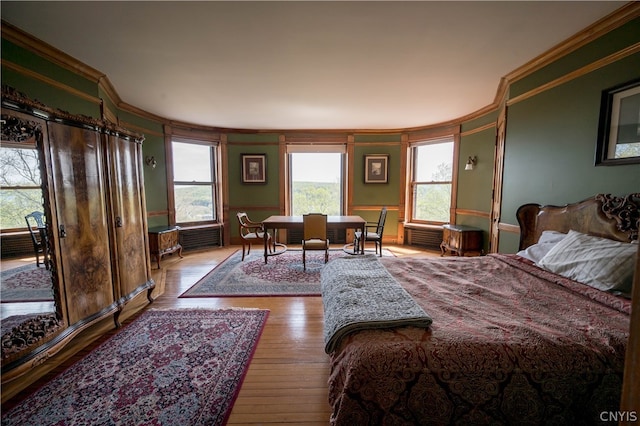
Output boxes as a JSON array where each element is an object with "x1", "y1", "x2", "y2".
[{"x1": 516, "y1": 193, "x2": 640, "y2": 250}]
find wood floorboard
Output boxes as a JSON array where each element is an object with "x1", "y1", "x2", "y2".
[{"x1": 1, "y1": 244, "x2": 439, "y2": 423}]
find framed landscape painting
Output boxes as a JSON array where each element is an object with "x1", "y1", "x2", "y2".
[
  {"x1": 595, "y1": 78, "x2": 640, "y2": 166},
  {"x1": 241, "y1": 154, "x2": 266, "y2": 184},
  {"x1": 364, "y1": 155, "x2": 389, "y2": 183}
]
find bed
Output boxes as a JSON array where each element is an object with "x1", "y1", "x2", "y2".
[{"x1": 321, "y1": 193, "x2": 638, "y2": 425}]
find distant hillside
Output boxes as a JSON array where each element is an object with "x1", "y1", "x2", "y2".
[{"x1": 292, "y1": 181, "x2": 341, "y2": 215}]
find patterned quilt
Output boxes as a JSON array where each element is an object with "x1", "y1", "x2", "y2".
[
  {"x1": 326, "y1": 254, "x2": 630, "y2": 425},
  {"x1": 321, "y1": 255, "x2": 432, "y2": 353}
]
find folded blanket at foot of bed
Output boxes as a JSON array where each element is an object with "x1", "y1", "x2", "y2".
[{"x1": 320, "y1": 255, "x2": 432, "y2": 353}]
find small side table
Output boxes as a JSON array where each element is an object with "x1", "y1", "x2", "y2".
[
  {"x1": 440, "y1": 224, "x2": 483, "y2": 257},
  {"x1": 148, "y1": 226, "x2": 183, "y2": 268}
]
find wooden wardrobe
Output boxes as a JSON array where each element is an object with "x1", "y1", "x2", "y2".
[{"x1": 1, "y1": 89, "x2": 154, "y2": 381}]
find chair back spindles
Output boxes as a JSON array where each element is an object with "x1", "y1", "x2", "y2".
[
  {"x1": 25, "y1": 211, "x2": 47, "y2": 267},
  {"x1": 354, "y1": 207, "x2": 387, "y2": 256}
]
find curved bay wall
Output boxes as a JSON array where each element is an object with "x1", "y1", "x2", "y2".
[{"x1": 2, "y1": 14, "x2": 639, "y2": 252}]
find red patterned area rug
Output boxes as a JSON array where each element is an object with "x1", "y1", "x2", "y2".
[
  {"x1": 180, "y1": 249, "x2": 390, "y2": 298},
  {"x1": 1, "y1": 308, "x2": 269, "y2": 426},
  {"x1": 1, "y1": 264, "x2": 53, "y2": 303}
]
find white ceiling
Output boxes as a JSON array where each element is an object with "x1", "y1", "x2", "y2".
[{"x1": 0, "y1": 1, "x2": 628, "y2": 130}]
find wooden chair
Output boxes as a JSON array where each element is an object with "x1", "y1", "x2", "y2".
[
  {"x1": 302, "y1": 213, "x2": 329, "y2": 271},
  {"x1": 354, "y1": 207, "x2": 387, "y2": 256},
  {"x1": 25, "y1": 211, "x2": 47, "y2": 268},
  {"x1": 237, "y1": 212, "x2": 271, "y2": 261}
]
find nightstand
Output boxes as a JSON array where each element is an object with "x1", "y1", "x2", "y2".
[
  {"x1": 148, "y1": 226, "x2": 183, "y2": 268},
  {"x1": 440, "y1": 224, "x2": 483, "y2": 256}
]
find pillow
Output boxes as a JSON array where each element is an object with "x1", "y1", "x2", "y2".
[
  {"x1": 538, "y1": 230, "x2": 637, "y2": 293},
  {"x1": 516, "y1": 230, "x2": 567, "y2": 264},
  {"x1": 537, "y1": 230, "x2": 568, "y2": 245}
]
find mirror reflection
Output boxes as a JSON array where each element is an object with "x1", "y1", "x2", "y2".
[{"x1": 1, "y1": 113, "x2": 59, "y2": 363}]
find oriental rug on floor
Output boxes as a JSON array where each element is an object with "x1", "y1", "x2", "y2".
[
  {"x1": 179, "y1": 249, "x2": 391, "y2": 298},
  {"x1": 1, "y1": 308, "x2": 269, "y2": 426},
  {"x1": 1, "y1": 264, "x2": 53, "y2": 303}
]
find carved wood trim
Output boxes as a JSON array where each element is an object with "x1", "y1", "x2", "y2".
[
  {"x1": 2, "y1": 86, "x2": 144, "y2": 142},
  {"x1": 516, "y1": 193, "x2": 640, "y2": 250},
  {"x1": 0, "y1": 113, "x2": 42, "y2": 144},
  {"x1": 596, "y1": 193, "x2": 640, "y2": 242},
  {"x1": 1, "y1": 314, "x2": 63, "y2": 364},
  {"x1": 2, "y1": 85, "x2": 101, "y2": 128}
]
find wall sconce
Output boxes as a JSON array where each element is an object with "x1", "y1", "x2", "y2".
[
  {"x1": 145, "y1": 156, "x2": 157, "y2": 169},
  {"x1": 465, "y1": 156, "x2": 477, "y2": 171}
]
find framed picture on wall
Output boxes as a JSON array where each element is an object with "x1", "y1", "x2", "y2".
[
  {"x1": 364, "y1": 154, "x2": 389, "y2": 183},
  {"x1": 595, "y1": 78, "x2": 640, "y2": 166},
  {"x1": 241, "y1": 154, "x2": 267, "y2": 184}
]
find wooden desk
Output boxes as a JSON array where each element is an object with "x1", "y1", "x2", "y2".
[
  {"x1": 148, "y1": 226, "x2": 183, "y2": 268},
  {"x1": 261, "y1": 215, "x2": 366, "y2": 263}
]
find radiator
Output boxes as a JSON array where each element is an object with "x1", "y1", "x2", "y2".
[
  {"x1": 405, "y1": 227, "x2": 443, "y2": 250},
  {"x1": 1, "y1": 234, "x2": 34, "y2": 258},
  {"x1": 179, "y1": 227, "x2": 222, "y2": 251}
]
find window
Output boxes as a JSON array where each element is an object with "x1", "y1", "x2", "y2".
[
  {"x1": 287, "y1": 145, "x2": 345, "y2": 216},
  {"x1": 172, "y1": 140, "x2": 218, "y2": 224},
  {"x1": 0, "y1": 145, "x2": 43, "y2": 230},
  {"x1": 410, "y1": 138, "x2": 454, "y2": 223}
]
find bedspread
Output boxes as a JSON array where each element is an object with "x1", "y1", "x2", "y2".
[
  {"x1": 321, "y1": 255, "x2": 432, "y2": 353},
  {"x1": 327, "y1": 254, "x2": 630, "y2": 425}
]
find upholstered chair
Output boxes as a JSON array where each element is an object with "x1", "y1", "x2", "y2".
[{"x1": 302, "y1": 213, "x2": 329, "y2": 271}]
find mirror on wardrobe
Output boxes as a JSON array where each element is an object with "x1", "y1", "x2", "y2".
[{"x1": 1, "y1": 105, "x2": 64, "y2": 370}]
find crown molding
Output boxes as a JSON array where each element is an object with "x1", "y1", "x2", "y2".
[
  {"x1": 2, "y1": 2, "x2": 638, "y2": 134},
  {"x1": 2, "y1": 60, "x2": 101, "y2": 105},
  {"x1": 1, "y1": 20, "x2": 104, "y2": 83},
  {"x1": 504, "y1": 2, "x2": 640, "y2": 85},
  {"x1": 507, "y1": 42, "x2": 640, "y2": 107}
]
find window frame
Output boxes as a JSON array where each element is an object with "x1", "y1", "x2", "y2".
[
  {"x1": 407, "y1": 136, "x2": 458, "y2": 225},
  {"x1": 285, "y1": 144, "x2": 347, "y2": 216},
  {"x1": 0, "y1": 141, "x2": 44, "y2": 232},
  {"x1": 170, "y1": 137, "x2": 221, "y2": 227}
]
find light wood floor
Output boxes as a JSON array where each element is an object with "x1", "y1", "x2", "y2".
[{"x1": 1, "y1": 244, "x2": 439, "y2": 424}]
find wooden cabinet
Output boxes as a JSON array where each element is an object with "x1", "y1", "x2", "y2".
[
  {"x1": 104, "y1": 131, "x2": 153, "y2": 323},
  {"x1": 440, "y1": 224, "x2": 483, "y2": 256},
  {"x1": 148, "y1": 226, "x2": 183, "y2": 269},
  {"x1": 1, "y1": 90, "x2": 154, "y2": 380},
  {"x1": 46, "y1": 121, "x2": 116, "y2": 326},
  {"x1": 45, "y1": 121, "x2": 154, "y2": 328}
]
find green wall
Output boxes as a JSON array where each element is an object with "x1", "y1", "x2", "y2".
[
  {"x1": 456, "y1": 124, "x2": 496, "y2": 253},
  {"x1": 497, "y1": 20, "x2": 640, "y2": 253},
  {"x1": 2, "y1": 39, "x2": 100, "y2": 118},
  {"x1": 351, "y1": 137, "x2": 403, "y2": 241},
  {"x1": 226, "y1": 135, "x2": 281, "y2": 239},
  {"x1": 352, "y1": 143, "x2": 402, "y2": 207},
  {"x1": 227, "y1": 144, "x2": 281, "y2": 208},
  {"x1": 3, "y1": 18, "x2": 638, "y2": 252}
]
